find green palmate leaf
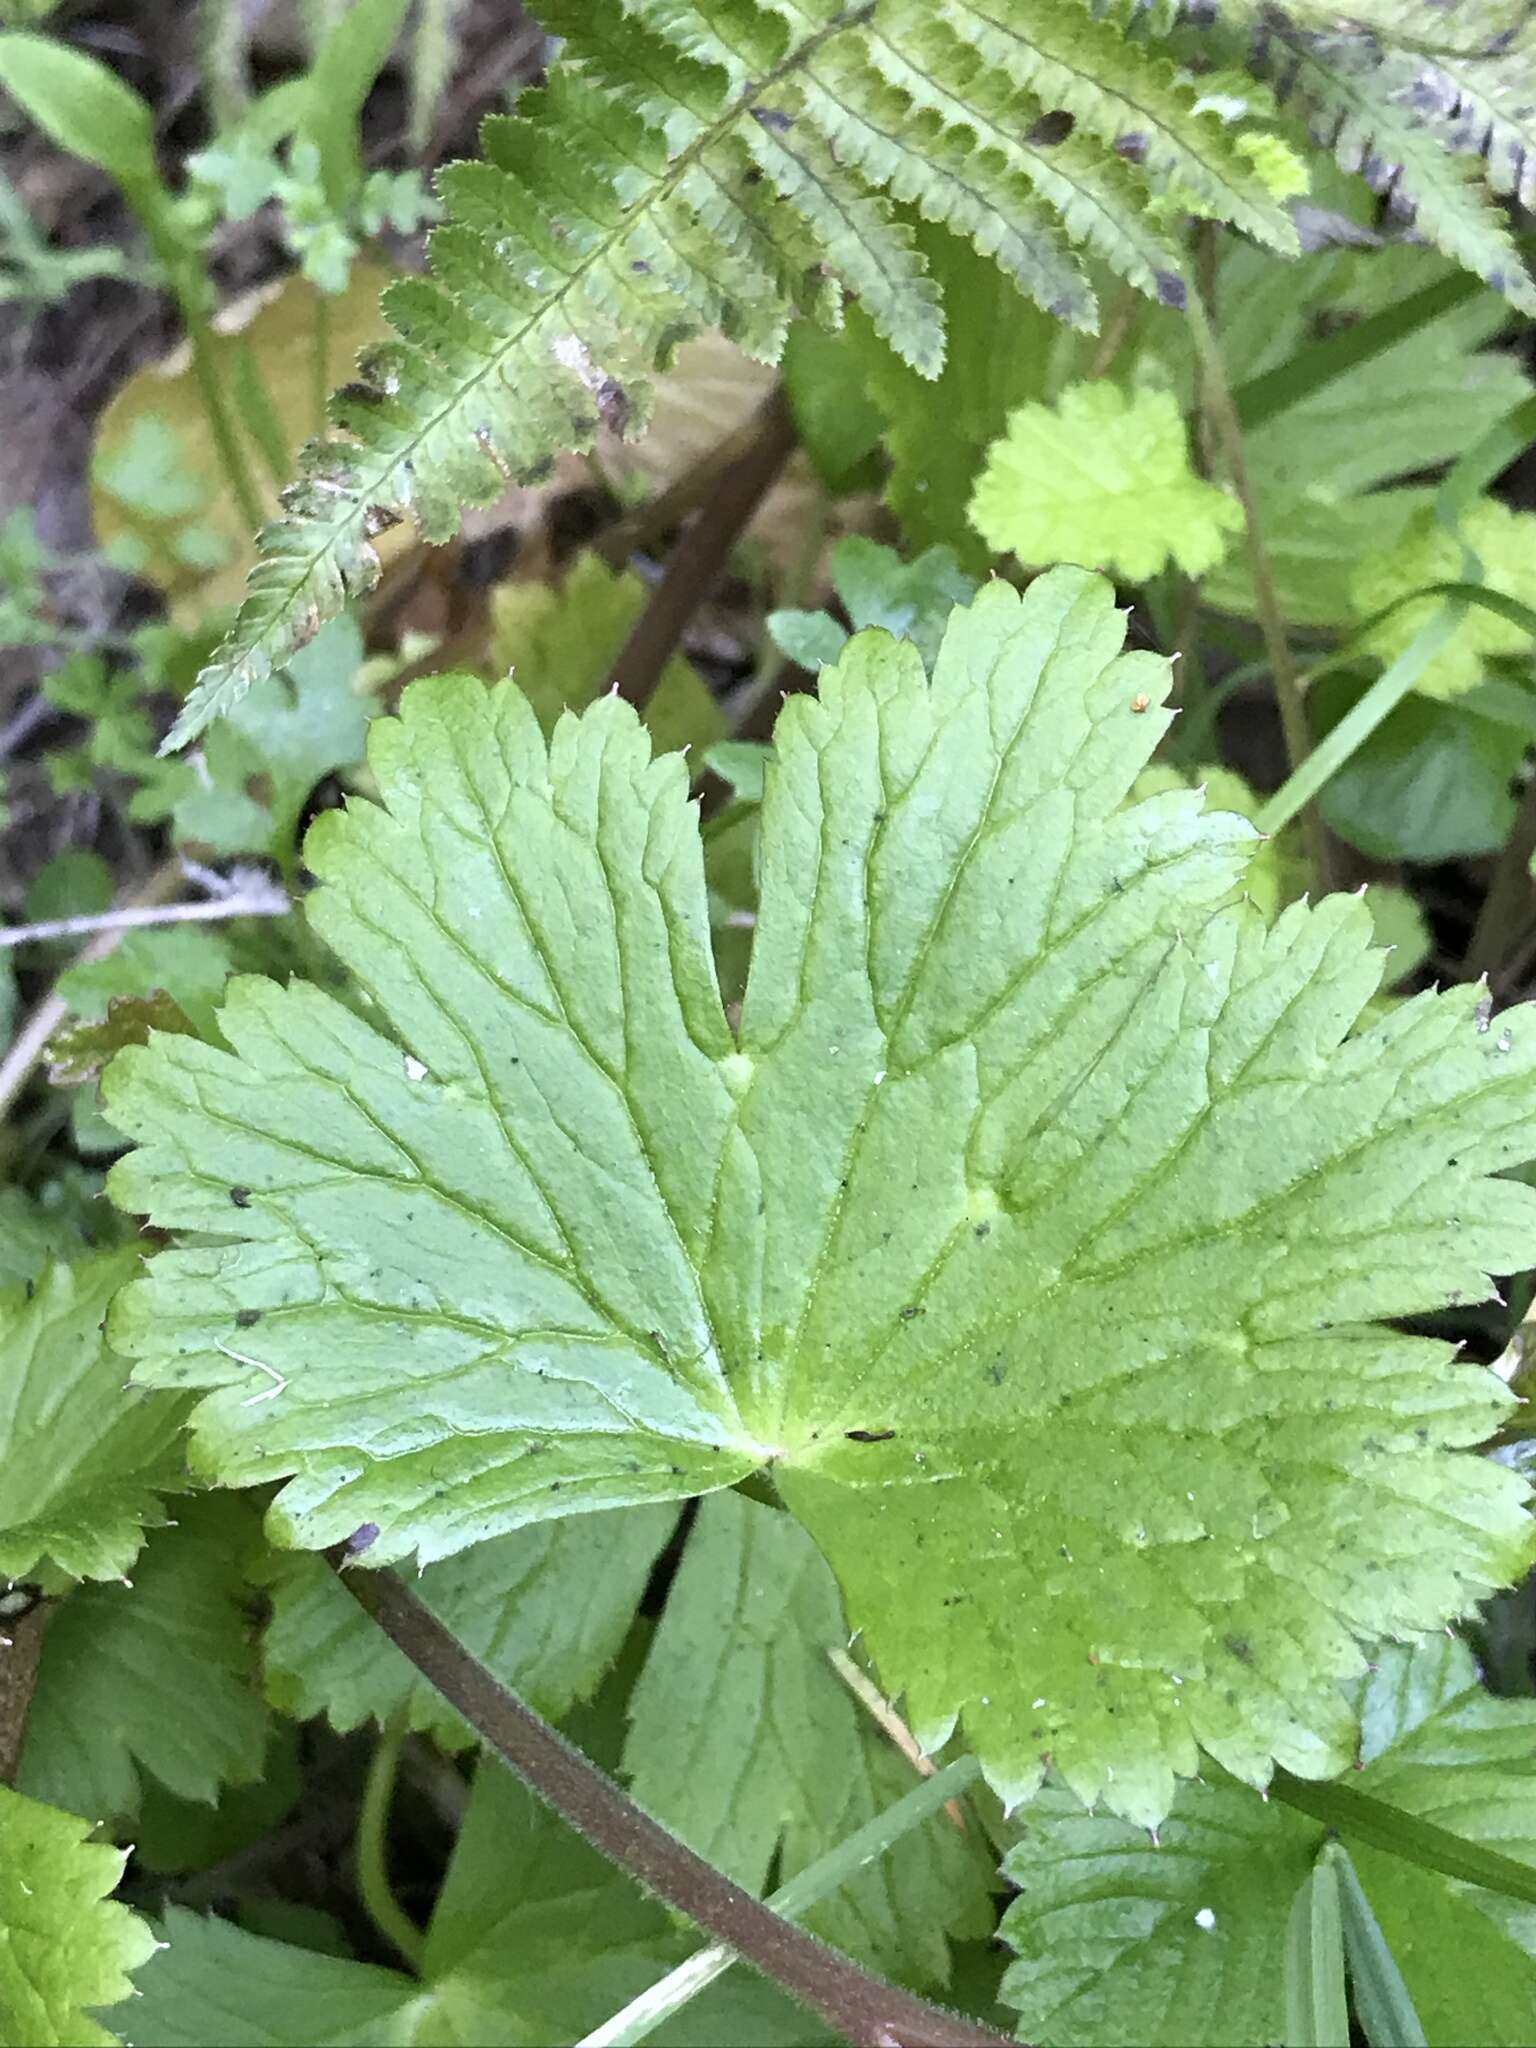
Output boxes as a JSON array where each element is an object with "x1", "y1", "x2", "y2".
[
  {"x1": 969, "y1": 383, "x2": 1245, "y2": 580},
  {"x1": 133, "y1": 1727, "x2": 303, "y2": 1878},
  {"x1": 119, "y1": 1759, "x2": 829, "y2": 2047},
  {"x1": 488, "y1": 554, "x2": 725, "y2": 758},
  {"x1": 1000, "y1": 1636, "x2": 1536, "y2": 2048},
  {"x1": 0, "y1": 1249, "x2": 187, "y2": 1583},
  {"x1": 624, "y1": 1491, "x2": 992, "y2": 1985},
  {"x1": 0, "y1": 1186, "x2": 112, "y2": 1289},
  {"x1": 0, "y1": 1789, "x2": 155, "y2": 2047},
  {"x1": 262, "y1": 1505, "x2": 676, "y2": 1748},
  {"x1": 107, "y1": 569, "x2": 1536, "y2": 1826},
  {"x1": 1335, "y1": 1638, "x2": 1536, "y2": 2044},
  {"x1": 20, "y1": 1502, "x2": 269, "y2": 1821}
]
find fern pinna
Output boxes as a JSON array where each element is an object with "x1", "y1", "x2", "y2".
[{"x1": 174, "y1": 0, "x2": 1536, "y2": 748}]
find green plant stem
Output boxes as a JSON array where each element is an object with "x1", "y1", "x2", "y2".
[
  {"x1": 332, "y1": 1560, "x2": 1017, "y2": 2048},
  {"x1": 579, "y1": 1757, "x2": 983, "y2": 2048},
  {"x1": 1183, "y1": 274, "x2": 1332, "y2": 892},
  {"x1": 356, "y1": 1706, "x2": 425, "y2": 1971},
  {"x1": 180, "y1": 283, "x2": 266, "y2": 533},
  {"x1": 1466, "y1": 764, "x2": 1536, "y2": 980},
  {"x1": 1271, "y1": 1766, "x2": 1536, "y2": 1909}
]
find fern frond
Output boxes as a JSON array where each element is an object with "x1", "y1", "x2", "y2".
[
  {"x1": 164, "y1": 0, "x2": 1382, "y2": 746},
  {"x1": 1392, "y1": 36, "x2": 1536, "y2": 211},
  {"x1": 1250, "y1": 20, "x2": 1536, "y2": 312}
]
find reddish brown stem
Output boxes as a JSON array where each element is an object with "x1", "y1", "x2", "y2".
[
  {"x1": 0, "y1": 1600, "x2": 48, "y2": 1787},
  {"x1": 333, "y1": 1560, "x2": 1016, "y2": 2048},
  {"x1": 608, "y1": 385, "x2": 799, "y2": 711}
]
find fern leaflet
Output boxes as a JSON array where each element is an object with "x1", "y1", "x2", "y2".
[{"x1": 169, "y1": 0, "x2": 1291, "y2": 747}]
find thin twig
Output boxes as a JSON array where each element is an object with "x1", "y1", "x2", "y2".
[
  {"x1": 594, "y1": 398, "x2": 789, "y2": 572},
  {"x1": 332, "y1": 1561, "x2": 1015, "y2": 2048},
  {"x1": 1183, "y1": 276, "x2": 1333, "y2": 892},
  {"x1": 608, "y1": 385, "x2": 799, "y2": 712},
  {"x1": 0, "y1": 874, "x2": 288, "y2": 948},
  {"x1": 0, "y1": 860, "x2": 185, "y2": 1125},
  {"x1": 826, "y1": 1647, "x2": 966, "y2": 1832}
]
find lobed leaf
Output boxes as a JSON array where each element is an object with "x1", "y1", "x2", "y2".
[
  {"x1": 1000, "y1": 1636, "x2": 1536, "y2": 2047},
  {"x1": 108, "y1": 569, "x2": 1536, "y2": 1825},
  {"x1": 0, "y1": 1249, "x2": 188, "y2": 1583},
  {"x1": 0, "y1": 1786, "x2": 156, "y2": 2047},
  {"x1": 20, "y1": 1502, "x2": 270, "y2": 1821},
  {"x1": 968, "y1": 381, "x2": 1245, "y2": 579}
]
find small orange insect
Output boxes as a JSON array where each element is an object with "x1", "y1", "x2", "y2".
[{"x1": 1130, "y1": 692, "x2": 1151, "y2": 713}]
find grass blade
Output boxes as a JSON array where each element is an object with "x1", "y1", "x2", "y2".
[
  {"x1": 1285, "y1": 1855, "x2": 1350, "y2": 2048},
  {"x1": 1329, "y1": 1844, "x2": 1428, "y2": 2048}
]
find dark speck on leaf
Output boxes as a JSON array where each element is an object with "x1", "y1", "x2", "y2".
[
  {"x1": 899, "y1": 1305, "x2": 920, "y2": 1320},
  {"x1": 752, "y1": 106, "x2": 794, "y2": 132},
  {"x1": 596, "y1": 377, "x2": 630, "y2": 434},
  {"x1": 229, "y1": 1186, "x2": 252, "y2": 1208},
  {"x1": 845, "y1": 1428, "x2": 896, "y2": 1443},
  {"x1": 23, "y1": 1278, "x2": 33, "y2": 1300},
  {"x1": 1026, "y1": 110, "x2": 1074, "y2": 146},
  {"x1": 974, "y1": 1222, "x2": 991, "y2": 1239},
  {"x1": 236, "y1": 1308, "x2": 262, "y2": 1328},
  {"x1": 1224, "y1": 1633, "x2": 1253, "y2": 1663},
  {"x1": 1156, "y1": 271, "x2": 1188, "y2": 309},
  {"x1": 985, "y1": 1360, "x2": 1006, "y2": 1385},
  {"x1": 1115, "y1": 131, "x2": 1148, "y2": 162}
]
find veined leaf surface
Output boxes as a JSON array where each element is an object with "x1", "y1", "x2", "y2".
[{"x1": 107, "y1": 568, "x2": 1536, "y2": 1824}]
